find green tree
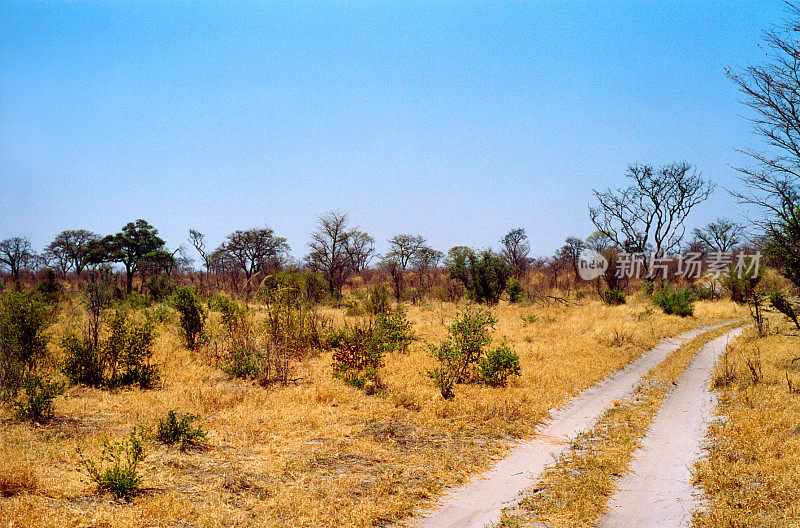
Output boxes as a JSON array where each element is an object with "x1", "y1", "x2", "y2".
[
  {"x1": 447, "y1": 249, "x2": 511, "y2": 304},
  {"x1": 100, "y1": 220, "x2": 166, "y2": 293}
]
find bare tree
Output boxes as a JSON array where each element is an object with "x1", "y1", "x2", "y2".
[
  {"x1": 556, "y1": 236, "x2": 586, "y2": 281},
  {"x1": 44, "y1": 229, "x2": 100, "y2": 276},
  {"x1": 589, "y1": 163, "x2": 714, "y2": 270},
  {"x1": 500, "y1": 228, "x2": 530, "y2": 278},
  {"x1": 386, "y1": 234, "x2": 426, "y2": 269},
  {"x1": 305, "y1": 212, "x2": 351, "y2": 300},
  {"x1": 188, "y1": 229, "x2": 212, "y2": 273},
  {"x1": 728, "y1": 8, "x2": 800, "y2": 289},
  {"x1": 0, "y1": 237, "x2": 34, "y2": 282},
  {"x1": 412, "y1": 245, "x2": 443, "y2": 291},
  {"x1": 219, "y1": 227, "x2": 289, "y2": 291},
  {"x1": 691, "y1": 219, "x2": 745, "y2": 253},
  {"x1": 344, "y1": 229, "x2": 375, "y2": 272}
]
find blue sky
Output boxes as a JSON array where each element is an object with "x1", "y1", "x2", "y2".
[{"x1": 0, "y1": 1, "x2": 788, "y2": 262}]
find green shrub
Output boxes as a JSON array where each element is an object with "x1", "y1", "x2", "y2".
[
  {"x1": 145, "y1": 304, "x2": 175, "y2": 324},
  {"x1": 61, "y1": 333, "x2": 105, "y2": 387},
  {"x1": 427, "y1": 309, "x2": 503, "y2": 398},
  {"x1": 602, "y1": 289, "x2": 626, "y2": 305},
  {"x1": 125, "y1": 291, "x2": 151, "y2": 309},
  {"x1": 477, "y1": 343, "x2": 521, "y2": 387},
  {"x1": 374, "y1": 308, "x2": 414, "y2": 353},
  {"x1": 209, "y1": 293, "x2": 245, "y2": 334},
  {"x1": 365, "y1": 283, "x2": 391, "y2": 315},
  {"x1": 144, "y1": 275, "x2": 174, "y2": 302},
  {"x1": 35, "y1": 269, "x2": 62, "y2": 305},
  {"x1": 170, "y1": 286, "x2": 206, "y2": 350},
  {"x1": 62, "y1": 309, "x2": 158, "y2": 389},
  {"x1": 507, "y1": 278, "x2": 523, "y2": 303},
  {"x1": 9, "y1": 374, "x2": 65, "y2": 422},
  {"x1": 80, "y1": 430, "x2": 145, "y2": 501},
  {"x1": 652, "y1": 287, "x2": 695, "y2": 317},
  {"x1": 0, "y1": 290, "x2": 54, "y2": 402},
  {"x1": 448, "y1": 249, "x2": 512, "y2": 305},
  {"x1": 156, "y1": 409, "x2": 206, "y2": 450},
  {"x1": 448, "y1": 309, "x2": 497, "y2": 382},
  {"x1": 428, "y1": 341, "x2": 458, "y2": 399},
  {"x1": 104, "y1": 310, "x2": 158, "y2": 388}
]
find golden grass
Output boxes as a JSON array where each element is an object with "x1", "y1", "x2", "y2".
[
  {"x1": 0, "y1": 294, "x2": 746, "y2": 527},
  {"x1": 693, "y1": 320, "x2": 800, "y2": 527},
  {"x1": 499, "y1": 323, "x2": 742, "y2": 528}
]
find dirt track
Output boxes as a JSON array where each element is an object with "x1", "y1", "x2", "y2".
[
  {"x1": 413, "y1": 322, "x2": 736, "y2": 528},
  {"x1": 596, "y1": 327, "x2": 745, "y2": 528}
]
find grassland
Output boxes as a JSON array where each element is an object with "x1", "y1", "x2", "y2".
[
  {"x1": 693, "y1": 319, "x2": 800, "y2": 527},
  {"x1": 0, "y1": 292, "x2": 746, "y2": 527}
]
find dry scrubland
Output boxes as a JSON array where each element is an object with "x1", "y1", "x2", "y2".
[
  {"x1": 1, "y1": 292, "x2": 746, "y2": 527},
  {"x1": 694, "y1": 319, "x2": 800, "y2": 527}
]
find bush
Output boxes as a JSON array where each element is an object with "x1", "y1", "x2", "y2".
[
  {"x1": 80, "y1": 430, "x2": 145, "y2": 501},
  {"x1": 9, "y1": 375, "x2": 65, "y2": 422},
  {"x1": 602, "y1": 289, "x2": 626, "y2": 305},
  {"x1": 104, "y1": 310, "x2": 158, "y2": 388},
  {"x1": 144, "y1": 275, "x2": 174, "y2": 302},
  {"x1": 170, "y1": 286, "x2": 206, "y2": 350},
  {"x1": 156, "y1": 409, "x2": 206, "y2": 450},
  {"x1": 477, "y1": 343, "x2": 521, "y2": 387},
  {"x1": 365, "y1": 283, "x2": 391, "y2": 315},
  {"x1": 61, "y1": 333, "x2": 105, "y2": 387},
  {"x1": 448, "y1": 249, "x2": 512, "y2": 304},
  {"x1": 331, "y1": 324, "x2": 384, "y2": 392},
  {"x1": 208, "y1": 293, "x2": 245, "y2": 334},
  {"x1": 35, "y1": 269, "x2": 62, "y2": 305},
  {"x1": 62, "y1": 309, "x2": 158, "y2": 389},
  {"x1": 374, "y1": 308, "x2": 414, "y2": 353},
  {"x1": 0, "y1": 290, "x2": 54, "y2": 402},
  {"x1": 427, "y1": 309, "x2": 506, "y2": 398},
  {"x1": 125, "y1": 291, "x2": 151, "y2": 309},
  {"x1": 652, "y1": 287, "x2": 695, "y2": 317},
  {"x1": 507, "y1": 278, "x2": 523, "y2": 303}
]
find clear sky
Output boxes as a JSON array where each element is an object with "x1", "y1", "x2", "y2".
[{"x1": 0, "y1": 1, "x2": 788, "y2": 263}]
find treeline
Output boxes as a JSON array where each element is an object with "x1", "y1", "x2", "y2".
[{"x1": 0, "y1": 210, "x2": 786, "y2": 307}]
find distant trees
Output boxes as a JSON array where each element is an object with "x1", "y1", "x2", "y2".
[
  {"x1": 305, "y1": 212, "x2": 375, "y2": 300},
  {"x1": 219, "y1": 227, "x2": 289, "y2": 291},
  {"x1": 447, "y1": 248, "x2": 511, "y2": 304},
  {"x1": 44, "y1": 230, "x2": 99, "y2": 276},
  {"x1": 0, "y1": 237, "x2": 34, "y2": 282},
  {"x1": 500, "y1": 228, "x2": 530, "y2": 278},
  {"x1": 691, "y1": 219, "x2": 745, "y2": 253},
  {"x1": 589, "y1": 163, "x2": 714, "y2": 271},
  {"x1": 556, "y1": 236, "x2": 586, "y2": 281},
  {"x1": 381, "y1": 234, "x2": 435, "y2": 301}
]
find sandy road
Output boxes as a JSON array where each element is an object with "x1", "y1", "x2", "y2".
[
  {"x1": 412, "y1": 322, "x2": 736, "y2": 528},
  {"x1": 596, "y1": 326, "x2": 745, "y2": 528}
]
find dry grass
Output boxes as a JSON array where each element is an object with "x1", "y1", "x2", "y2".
[
  {"x1": 693, "y1": 320, "x2": 800, "y2": 527},
  {"x1": 499, "y1": 323, "x2": 741, "y2": 528},
  {"x1": 0, "y1": 293, "x2": 746, "y2": 527}
]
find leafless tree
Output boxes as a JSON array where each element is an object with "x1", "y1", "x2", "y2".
[
  {"x1": 589, "y1": 163, "x2": 714, "y2": 270},
  {"x1": 0, "y1": 237, "x2": 34, "y2": 282},
  {"x1": 500, "y1": 228, "x2": 530, "y2": 278},
  {"x1": 386, "y1": 234, "x2": 426, "y2": 269},
  {"x1": 344, "y1": 229, "x2": 375, "y2": 272},
  {"x1": 305, "y1": 212, "x2": 352, "y2": 300},
  {"x1": 691, "y1": 219, "x2": 745, "y2": 253},
  {"x1": 219, "y1": 227, "x2": 289, "y2": 291},
  {"x1": 44, "y1": 230, "x2": 99, "y2": 276},
  {"x1": 556, "y1": 236, "x2": 586, "y2": 281},
  {"x1": 728, "y1": 8, "x2": 800, "y2": 289},
  {"x1": 412, "y1": 245, "x2": 443, "y2": 291}
]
